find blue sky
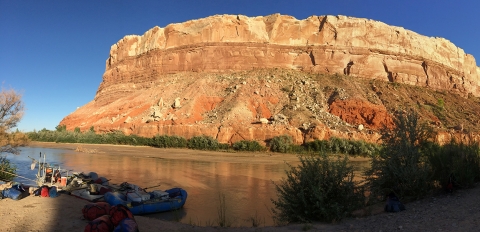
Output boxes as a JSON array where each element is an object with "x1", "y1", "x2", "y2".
[{"x1": 1, "y1": 0, "x2": 479, "y2": 132}]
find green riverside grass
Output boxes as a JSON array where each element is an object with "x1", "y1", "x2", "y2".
[{"x1": 26, "y1": 128, "x2": 380, "y2": 156}]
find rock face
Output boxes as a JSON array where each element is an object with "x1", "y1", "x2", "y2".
[
  {"x1": 329, "y1": 99, "x2": 393, "y2": 130},
  {"x1": 60, "y1": 14, "x2": 480, "y2": 144}
]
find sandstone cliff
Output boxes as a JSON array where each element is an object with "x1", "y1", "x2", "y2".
[{"x1": 60, "y1": 14, "x2": 480, "y2": 145}]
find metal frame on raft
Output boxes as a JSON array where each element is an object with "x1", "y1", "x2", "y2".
[{"x1": 28, "y1": 152, "x2": 71, "y2": 188}]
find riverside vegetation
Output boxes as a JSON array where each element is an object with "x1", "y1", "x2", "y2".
[
  {"x1": 269, "y1": 110, "x2": 480, "y2": 225},
  {"x1": 17, "y1": 111, "x2": 480, "y2": 226},
  {"x1": 0, "y1": 87, "x2": 28, "y2": 182},
  {"x1": 26, "y1": 125, "x2": 380, "y2": 157},
  {"x1": 0, "y1": 156, "x2": 16, "y2": 182}
]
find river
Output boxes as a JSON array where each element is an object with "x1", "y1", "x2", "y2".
[{"x1": 6, "y1": 145, "x2": 369, "y2": 227}]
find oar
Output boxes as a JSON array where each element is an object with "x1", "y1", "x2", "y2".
[
  {"x1": 27, "y1": 156, "x2": 38, "y2": 163},
  {"x1": 142, "y1": 184, "x2": 162, "y2": 191}
]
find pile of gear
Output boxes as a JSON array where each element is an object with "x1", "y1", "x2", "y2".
[
  {"x1": 83, "y1": 201, "x2": 139, "y2": 232},
  {"x1": 0, "y1": 181, "x2": 59, "y2": 200}
]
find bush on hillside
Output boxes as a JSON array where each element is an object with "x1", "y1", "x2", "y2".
[
  {"x1": 217, "y1": 143, "x2": 231, "y2": 151},
  {"x1": 187, "y1": 135, "x2": 219, "y2": 150},
  {"x1": 329, "y1": 137, "x2": 351, "y2": 154},
  {"x1": 54, "y1": 131, "x2": 78, "y2": 143},
  {"x1": 55, "y1": 124, "x2": 66, "y2": 132},
  {"x1": 123, "y1": 134, "x2": 151, "y2": 146},
  {"x1": 289, "y1": 144, "x2": 306, "y2": 154},
  {"x1": 150, "y1": 135, "x2": 187, "y2": 148},
  {"x1": 303, "y1": 138, "x2": 380, "y2": 157},
  {"x1": 365, "y1": 110, "x2": 433, "y2": 201},
  {"x1": 304, "y1": 139, "x2": 330, "y2": 153},
  {"x1": 269, "y1": 135, "x2": 293, "y2": 153},
  {"x1": 232, "y1": 140, "x2": 265, "y2": 152},
  {"x1": 272, "y1": 154, "x2": 365, "y2": 223}
]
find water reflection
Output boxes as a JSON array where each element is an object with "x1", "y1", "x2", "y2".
[
  {"x1": 62, "y1": 153, "x2": 290, "y2": 226},
  {"x1": 10, "y1": 147, "x2": 370, "y2": 227}
]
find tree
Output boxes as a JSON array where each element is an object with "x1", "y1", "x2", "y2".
[
  {"x1": 55, "y1": 124, "x2": 66, "y2": 132},
  {"x1": 269, "y1": 135, "x2": 293, "y2": 153},
  {"x1": 272, "y1": 155, "x2": 365, "y2": 223},
  {"x1": 0, "y1": 88, "x2": 27, "y2": 155},
  {"x1": 365, "y1": 110, "x2": 433, "y2": 201}
]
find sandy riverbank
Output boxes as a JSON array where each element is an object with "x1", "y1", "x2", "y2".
[
  {"x1": 1, "y1": 142, "x2": 479, "y2": 231},
  {"x1": 29, "y1": 141, "x2": 304, "y2": 163}
]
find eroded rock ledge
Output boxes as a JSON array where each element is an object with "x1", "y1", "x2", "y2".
[
  {"x1": 99, "y1": 14, "x2": 479, "y2": 106},
  {"x1": 61, "y1": 14, "x2": 480, "y2": 144}
]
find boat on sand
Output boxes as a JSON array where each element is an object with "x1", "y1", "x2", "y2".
[{"x1": 104, "y1": 183, "x2": 187, "y2": 215}]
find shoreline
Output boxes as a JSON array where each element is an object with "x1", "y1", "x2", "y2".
[{"x1": 27, "y1": 141, "x2": 371, "y2": 163}]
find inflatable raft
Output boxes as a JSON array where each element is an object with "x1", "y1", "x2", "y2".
[{"x1": 104, "y1": 187, "x2": 187, "y2": 215}]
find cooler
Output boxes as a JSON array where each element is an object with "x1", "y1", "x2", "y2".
[
  {"x1": 137, "y1": 191, "x2": 151, "y2": 201},
  {"x1": 127, "y1": 191, "x2": 150, "y2": 202},
  {"x1": 152, "y1": 190, "x2": 169, "y2": 199},
  {"x1": 127, "y1": 192, "x2": 142, "y2": 203},
  {"x1": 60, "y1": 177, "x2": 67, "y2": 187}
]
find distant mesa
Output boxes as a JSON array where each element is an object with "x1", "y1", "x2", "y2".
[{"x1": 59, "y1": 14, "x2": 480, "y2": 145}]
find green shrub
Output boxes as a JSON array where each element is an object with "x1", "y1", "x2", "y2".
[
  {"x1": 330, "y1": 137, "x2": 349, "y2": 154},
  {"x1": 362, "y1": 142, "x2": 382, "y2": 157},
  {"x1": 124, "y1": 134, "x2": 150, "y2": 146},
  {"x1": 28, "y1": 130, "x2": 231, "y2": 151},
  {"x1": 232, "y1": 140, "x2": 265, "y2": 152},
  {"x1": 55, "y1": 132, "x2": 77, "y2": 143},
  {"x1": 171, "y1": 135, "x2": 187, "y2": 148},
  {"x1": 101, "y1": 131, "x2": 130, "y2": 144},
  {"x1": 426, "y1": 140, "x2": 480, "y2": 189},
  {"x1": 290, "y1": 144, "x2": 306, "y2": 154},
  {"x1": 218, "y1": 143, "x2": 231, "y2": 151},
  {"x1": 303, "y1": 138, "x2": 380, "y2": 157},
  {"x1": 272, "y1": 154, "x2": 365, "y2": 223},
  {"x1": 151, "y1": 135, "x2": 187, "y2": 148},
  {"x1": 270, "y1": 135, "x2": 293, "y2": 153},
  {"x1": 55, "y1": 124, "x2": 66, "y2": 132},
  {"x1": 0, "y1": 156, "x2": 16, "y2": 182},
  {"x1": 437, "y1": 98, "x2": 445, "y2": 109},
  {"x1": 365, "y1": 110, "x2": 433, "y2": 201},
  {"x1": 304, "y1": 139, "x2": 330, "y2": 153},
  {"x1": 187, "y1": 135, "x2": 219, "y2": 150},
  {"x1": 74, "y1": 127, "x2": 81, "y2": 133},
  {"x1": 76, "y1": 132, "x2": 102, "y2": 144}
]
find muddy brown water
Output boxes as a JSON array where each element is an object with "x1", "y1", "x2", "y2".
[{"x1": 9, "y1": 144, "x2": 369, "y2": 227}]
